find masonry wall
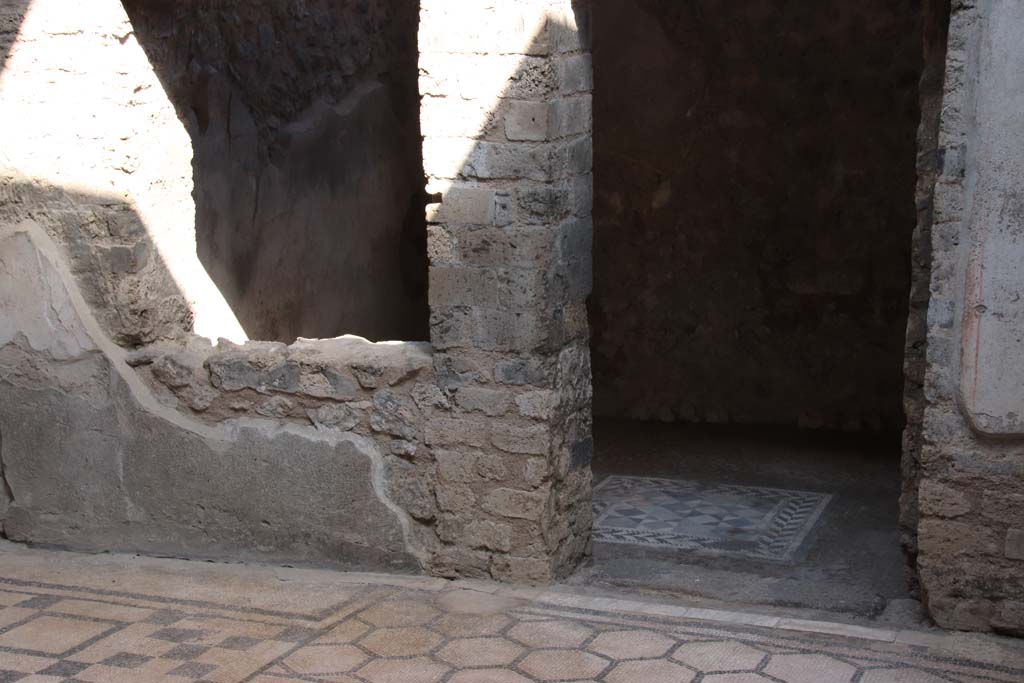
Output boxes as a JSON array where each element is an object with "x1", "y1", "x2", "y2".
[
  {"x1": 418, "y1": 0, "x2": 595, "y2": 581},
  {"x1": 589, "y1": 0, "x2": 923, "y2": 429},
  {"x1": 912, "y1": 0, "x2": 1024, "y2": 636},
  {"x1": 122, "y1": 0, "x2": 429, "y2": 343},
  {"x1": 0, "y1": 1, "x2": 203, "y2": 347},
  {"x1": 0, "y1": 0, "x2": 433, "y2": 571},
  {"x1": 900, "y1": 0, "x2": 952, "y2": 586},
  {"x1": 0, "y1": 0, "x2": 595, "y2": 585}
]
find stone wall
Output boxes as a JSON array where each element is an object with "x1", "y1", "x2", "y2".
[
  {"x1": 122, "y1": 0, "x2": 429, "y2": 343},
  {"x1": 418, "y1": 0, "x2": 595, "y2": 581},
  {"x1": 1, "y1": 0, "x2": 440, "y2": 565},
  {"x1": 912, "y1": 0, "x2": 1024, "y2": 635},
  {"x1": 589, "y1": 0, "x2": 923, "y2": 429},
  {"x1": 0, "y1": 0, "x2": 596, "y2": 585},
  {"x1": 0, "y1": 221, "x2": 423, "y2": 571},
  {"x1": 0, "y1": 1, "x2": 213, "y2": 346},
  {"x1": 900, "y1": 0, "x2": 952, "y2": 586}
]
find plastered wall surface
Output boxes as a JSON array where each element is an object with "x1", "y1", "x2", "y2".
[
  {"x1": 0, "y1": 0, "x2": 216, "y2": 346},
  {"x1": 0, "y1": 219, "x2": 425, "y2": 570},
  {"x1": 589, "y1": 0, "x2": 923, "y2": 429},
  {"x1": 121, "y1": 0, "x2": 429, "y2": 343},
  {"x1": 911, "y1": 0, "x2": 1024, "y2": 635}
]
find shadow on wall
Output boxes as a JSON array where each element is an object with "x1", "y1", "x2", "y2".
[
  {"x1": 0, "y1": 176, "x2": 194, "y2": 348},
  {"x1": 0, "y1": 0, "x2": 31, "y2": 72},
  {"x1": 3, "y1": 0, "x2": 596, "y2": 579},
  {"x1": 418, "y1": 0, "x2": 597, "y2": 579},
  {"x1": 120, "y1": 1, "x2": 429, "y2": 344},
  {"x1": 0, "y1": 181, "x2": 420, "y2": 570}
]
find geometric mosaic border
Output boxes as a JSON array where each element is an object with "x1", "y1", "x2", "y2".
[
  {"x1": 593, "y1": 475, "x2": 833, "y2": 562},
  {"x1": 0, "y1": 560, "x2": 1021, "y2": 683}
]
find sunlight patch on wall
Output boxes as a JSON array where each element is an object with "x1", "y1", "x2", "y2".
[
  {"x1": 419, "y1": 3, "x2": 579, "y2": 201},
  {"x1": 0, "y1": 0, "x2": 246, "y2": 343}
]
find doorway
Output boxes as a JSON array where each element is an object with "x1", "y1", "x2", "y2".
[{"x1": 582, "y1": 0, "x2": 941, "y2": 623}]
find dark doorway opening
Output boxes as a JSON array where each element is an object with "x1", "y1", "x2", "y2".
[{"x1": 584, "y1": 0, "x2": 946, "y2": 623}]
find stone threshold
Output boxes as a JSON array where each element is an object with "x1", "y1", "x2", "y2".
[
  {"x1": 4, "y1": 541, "x2": 1017, "y2": 660},
  {"x1": 267, "y1": 565, "x2": 985, "y2": 652}
]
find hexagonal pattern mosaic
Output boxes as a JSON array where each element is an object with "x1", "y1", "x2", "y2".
[{"x1": 0, "y1": 551, "x2": 1018, "y2": 682}]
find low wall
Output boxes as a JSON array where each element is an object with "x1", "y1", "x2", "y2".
[
  {"x1": 0, "y1": 221, "x2": 423, "y2": 570},
  {"x1": 0, "y1": 0, "x2": 596, "y2": 584}
]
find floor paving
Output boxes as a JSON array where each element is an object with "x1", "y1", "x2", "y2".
[
  {"x1": 580, "y1": 420, "x2": 911, "y2": 618},
  {"x1": 0, "y1": 544, "x2": 1021, "y2": 682}
]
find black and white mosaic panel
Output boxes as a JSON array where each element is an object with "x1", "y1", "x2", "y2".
[{"x1": 593, "y1": 475, "x2": 832, "y2": 561}]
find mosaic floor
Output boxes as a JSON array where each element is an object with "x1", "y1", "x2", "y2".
[
  {"x1": 592, "y1": 476, "x2": 832, "y2": 561},
  {"x1": 0, "y1": 546, "x2": 1021, "y2": 682}
]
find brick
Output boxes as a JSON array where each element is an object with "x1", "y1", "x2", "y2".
[
  {"x1": 919, "y1": 480, "x2": 971, "y2": 518},
  {"x1": 495, "y1": 358, "x2": 549, "y2": 386},
  {"x1": 557, "y1": 53, "x2": 593, "y2": 94},
  {"x1": 494, "y1": 191, "x2": 515, "y2": 226},
  {"x1": 426, "y1": 186, "x2": 497, "y2": 225},
  {"x1": 572, "y1": 173, "x2": 593, "y2": 217},
  {"x1": 491, "y1": 555, "x2": 553, "y2": 583},
  {"x1": 464, "y1": 520, "x2": 513, "y2": 552},
  {"x1": 919, "y1": 520, "x2": 1001, "y2": 558},
  {"x1": 499, "y1": 269, "x2": 548, "y2": 309},
  {"x1": 420, "y1": 98, "x2": 494, "y2": 139},
  {"x1": 550, "y1": 96, "x2": 592, "y2": 138},
  {"x1": 455, "y1": 386, "x2": 513, "y2": 416},
  {"x1": 523, "y1": 458, "x2": 549, "y2": 488},
  {"x1": 462, "y1": 141, "x2": 556, "y2": 181},
  {"x1": 517, "y1": 184, "x2": 572, "y2": 223},
  {"x1": 430, "y1": 306, "x2": 552, "y2": 352},
  {"x1": 491, "y1": 423, "x2": 550, "y2": 455},
  {"x1": 419, "y1": 3, "x2": 559, "y2": 56},
  {"x1": 430, "y1": 547, "x2": 492, "y2": 579},
  {"x1": 436, "y1": 483, "x2": 477, "y2": 514},
  {"x1": 424, "y1": 417, "x2": 489, "y2": 448},
  {"x1": 482, "y1": 488, "x2": 548, "y2": 521},
  {"x1": 422, "y1": 137, "x2": 478, "y2": 180},
  {"x1": 370, "y1": 391, "x2": 419, "y2": 440},
  {"x1": 429, "y1": 307, "x2": 476, "y2": 349},
  {"x1": 435, "y1": 449, "x2": 479, "y2": 483},
  {"x1": 565, "y1": 136, "x2": 592, "y2": 175},
  {"x1": 475, "y1": 453, "x2": 509, "y2": 481},
  {"x1": 515, "y1": 390, "x2": 556, "y2": 419},
  {"x1": 426, "y1": 225, "x2": 457, "y2": 264},
  {"x1": 505, "y1": 101, "x2": 550, "y2": 142},
  {"x1": 457, "y1": 227, "x2": 556, "y2": 268},
  {"x1": 557, "y1": 216, "x2": 593, "y2": 260},
  {"x1": 477, "y1": 309, "x2": 552, "y2": 351},
  {"x1": 429, "y1": 266, "x2": 500, "y2": 307},
  {"x1": 411, "y1": 383, "x2": 450, "y2": 411},
  {"x1": 1006, "y1": 529, "x2": 1024, "y2": 560},
  {"x1": 419, "y1": 53, "x2": 556, "y2": 100},
  {"x1": 981, "y1": 491, "x2": 1024, "y2": 522}
]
